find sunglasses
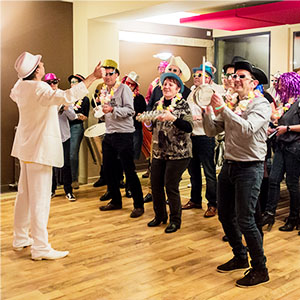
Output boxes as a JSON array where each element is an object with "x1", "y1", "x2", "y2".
[
  {"x1": 232, "y1": 74, "x2": 253, "y2": 80},
  {"x1": 105, "y1": 70, "x2": 116, "y2": 77},
  {"x1": 167, "y1": 68, "x2": 180, "y2": 73},
  {"x1": 126, "y1": 81, "x2": 136, "y2": 87},
  {"x1": 70, "y1": 80, "x2": 79, "y2": 84},
  {"x1": 46, "y1": 79, "x2": 59, "y2": 85},
  {"x1": 224, "y1": 73, "x2": 234, "y2": 79},
  {"x1": 193, "y1": 73, "x2": 210, "y2": 78}
]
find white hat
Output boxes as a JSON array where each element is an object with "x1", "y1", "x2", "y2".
[
  {"x1": 205, "y1": 61, "x2": 217, "y2": 74},
  {"x1": 166, "y1": 56, "x2": 191, "y2": 83},
  {"x1": 14, "y1": 51, "x2": 42, "y2": 79},
  {"x1": 127, "y1": 71, "x2": 139, "y2": 85}
]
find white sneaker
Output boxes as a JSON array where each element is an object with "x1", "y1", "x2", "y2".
[
  {"x1": 13, "y1": 238, "x2": 34, "y2": 251},
  {"x1": 32, "y1": 249, "x2": 69, "y2": 261},
  {"x1": 66, "y1": 193, "x2": 76, "y2": 202}
]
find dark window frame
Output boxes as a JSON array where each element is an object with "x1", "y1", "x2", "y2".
[{"x1": 293, "y1": 31, "x2": 300, "y2": 70}]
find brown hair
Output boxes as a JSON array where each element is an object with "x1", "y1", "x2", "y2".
[{"x1": 163, "y1": 77, "x2": 181, "y2": 89}]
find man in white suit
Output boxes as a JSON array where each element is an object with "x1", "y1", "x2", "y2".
[{"x1": 11, "y1": 51, "x2": 102, "y2": 260}]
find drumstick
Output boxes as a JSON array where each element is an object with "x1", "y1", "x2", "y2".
[
  {"x1": 92, "y1": 95, "x2": 98, "y2": 108},
  {"x1": 202, "y1": 56, "x2": 205, "y2": 86}
]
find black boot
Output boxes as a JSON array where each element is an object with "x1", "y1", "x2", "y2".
[
  {"x1": 262, "y1": 211, "x2": 275, "y2": 231},
  {"x1": 279, "y1": 217, "x2": 299, "y2": 231}
]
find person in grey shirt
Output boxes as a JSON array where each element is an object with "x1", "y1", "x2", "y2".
[
  {"x1": 98, "y1": 59, "x2": 144, "y2": 218},
  {"x1": 202, "y1": 61, "x2": 271, "y2": 287}
]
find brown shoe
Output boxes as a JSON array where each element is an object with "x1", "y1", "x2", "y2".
[
  {"x1": 182, "y1": 200, "x2": 202, "y2": 210},
  {"x1": 130, "y1": 208, "x2": 144, "y2": 218},
  {"x1": 204, "y1": 206, "x2": 217, "y2": 218},
  {"x1": 99, "y1": 202, "x2": 122, "y2": 211}
]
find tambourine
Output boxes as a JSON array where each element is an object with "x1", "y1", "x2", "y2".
[
  {"x1": 193, "y1": 85, "x2": 214, "y2": 107},
  {"x1": 93, "y1": 106, "x2": 104, "y2": 119},
  {"x1": 84, "y1": 123, "x2": 106, "y2": 138}
]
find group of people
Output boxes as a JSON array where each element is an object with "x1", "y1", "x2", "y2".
[
  {"x1": 44, "y1": 73, "x2": 90, "y2": 202},
  {"x1": 10, "y1": 50, "x2": 300, "y2": 288}
]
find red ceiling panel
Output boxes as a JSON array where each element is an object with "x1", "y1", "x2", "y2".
[{"x1": 180, "y1": 1, "x2": 300, "y2": 31}]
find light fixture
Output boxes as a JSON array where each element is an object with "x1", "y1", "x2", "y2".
[{"x1": 153, "y1": 52, "x2": 172, "y2": 60}]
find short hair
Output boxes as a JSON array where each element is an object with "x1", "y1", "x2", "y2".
[
  {"x1": 23, "y1": 65, "x2": 39, "y2": 81},
  {"x1": 163, "y1": 77, "x2": 181, "y2": 89}
]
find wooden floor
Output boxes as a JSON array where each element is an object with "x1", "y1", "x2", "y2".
[{"x1": 1, "y1": 171, "x2": 300, "y2": 300}]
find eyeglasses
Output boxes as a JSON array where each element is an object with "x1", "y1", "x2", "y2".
[
  {"x1": 70, "y1": 80, "x2": 79, "y2": 84},
  {"x1": 232, "y1": 74, "x2": 253, "y2": 81},
  {"x1": 46, "y1": 79, "x2": 59, "y2": 85},
  {"x1": 193, "y1": 73, "x2": 210, "y2": 78},
  {"x1": 167, "y1": 68, "x2": 180, "y2": 73},
  {"x1": 271, "y1": 79, "x2": 278, "y2": 83},
  {"x1": 105, "y1": 71, "x2": 116, "y2": 77}
]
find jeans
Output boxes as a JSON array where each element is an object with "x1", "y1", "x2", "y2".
[
  {"x1": 52, "y1": 139, "x2": 72, "y2": 195},
  {"x1": 151, "y1": 158, "x2": 190, "y2": 226},
  {"x1": 102, "y1": 133, "x2": 143, "y2": 208},
  {"x1": 218, "y1": 160, "x2": 266, "y2": 270},
  {"x1": 266, "y1": 142, "x2": 300, "y2": 218},
  {"x1": 70, "y1": 123, "x2": 84, "y2": 182},
  {"x1": 188, "y1": 135, "x2": 217, "y2": 207},
  {"x1": 133, "y1": 128, "x2": 143, "y2": 160}
]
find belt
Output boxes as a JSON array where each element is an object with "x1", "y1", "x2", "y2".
[{"x1": 225, "y1": 160, "x2": 263, "y2": 165}]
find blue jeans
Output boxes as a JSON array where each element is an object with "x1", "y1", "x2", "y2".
[
  {"x1": 133, "y1": 128, "x2": 143, "y2": 160},
  {"x1": 70, "y1": 123, "x2": 84, "y2": 182},
  {"x1": 188, "y1": 135, "x2": 217, "y2": 207},
  {"x1": 218, "y1": 160, "x2": 266, "y2": 270},
  {"x1": 266, "y1": 142, "x2": 300, "y2": 218}
]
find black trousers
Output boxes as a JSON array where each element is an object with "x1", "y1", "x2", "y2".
[
  {"x1": 52, "y1": 138, "x2": 72, "y2": 195},
  {"x1": 151, "y1": 158, "x2": 190, "y2": 226},
  {"x1": 102, "y1": 133, "x2": 143, "y2": 208}
]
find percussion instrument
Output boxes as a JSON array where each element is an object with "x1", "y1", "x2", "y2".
[
  {"x1": 93, "y1": 106, "x2": 104, "y2": 119},
  {"x1": 84, "y1": 123, "x2": 106, "y2": 138},
  {"x1": 193, "y1": 84, "x2": 214, "y2": 107},
  {"x1": 136, "y1": 110, "x2": 165, "y2": 122}
]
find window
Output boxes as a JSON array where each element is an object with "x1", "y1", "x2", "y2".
[
  {"x1": 215, "y1": 33, "x2": 270, "y2": 86},
  {"x1": 293, "y1": 31, "x2": 300, "y2": 71}
]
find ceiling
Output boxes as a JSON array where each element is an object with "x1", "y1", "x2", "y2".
[
  {"x1": 85, "y1": 1, "x2": 282, "y2": 28},
  {"x1": 181, "y1": 0, "x2": 300, "y2": 31}
]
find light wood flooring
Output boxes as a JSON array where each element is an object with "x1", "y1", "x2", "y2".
[{"x1": 1, "y1": 171, "x2": 300, "y2": 300}]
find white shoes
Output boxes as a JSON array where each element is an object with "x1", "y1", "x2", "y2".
[
  {"x1": 32, "y1": 249, "x2": 69, "y2": 261},
  {"x1": 66, "y1": 193, "x2": 76, "y2": 202},
  {"x1": 13, "y1": 238, "x2": 34, "y2": 251}
]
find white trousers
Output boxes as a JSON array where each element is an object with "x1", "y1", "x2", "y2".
[{"x1": 13, "y1": 161, "x2": 52, "y2": 255}]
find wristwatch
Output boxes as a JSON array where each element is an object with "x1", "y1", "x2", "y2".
[{"x1": 287, "y1": 125, "x2": 291, "y2": 132}]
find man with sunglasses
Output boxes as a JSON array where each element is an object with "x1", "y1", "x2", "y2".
[
  {"x1": 182, "y1": 64, "x2": 217, "y2": 218},
  {"x1": 222, "y1": 64, "x2": 235, "y2": 92},
  {"x1": 98, "y1": 59, "x2": 144, "y2": 218},
  {"x1": 203, "y1": 61, "x2": 271, "y2": 287},
  {"x1": 10, "y1": 51, "x2": 103, "y2": 261}
]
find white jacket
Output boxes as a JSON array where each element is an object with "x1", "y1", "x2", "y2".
[{"x1": 10, "y1": 80, "x2": 88, "y2": 167}]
